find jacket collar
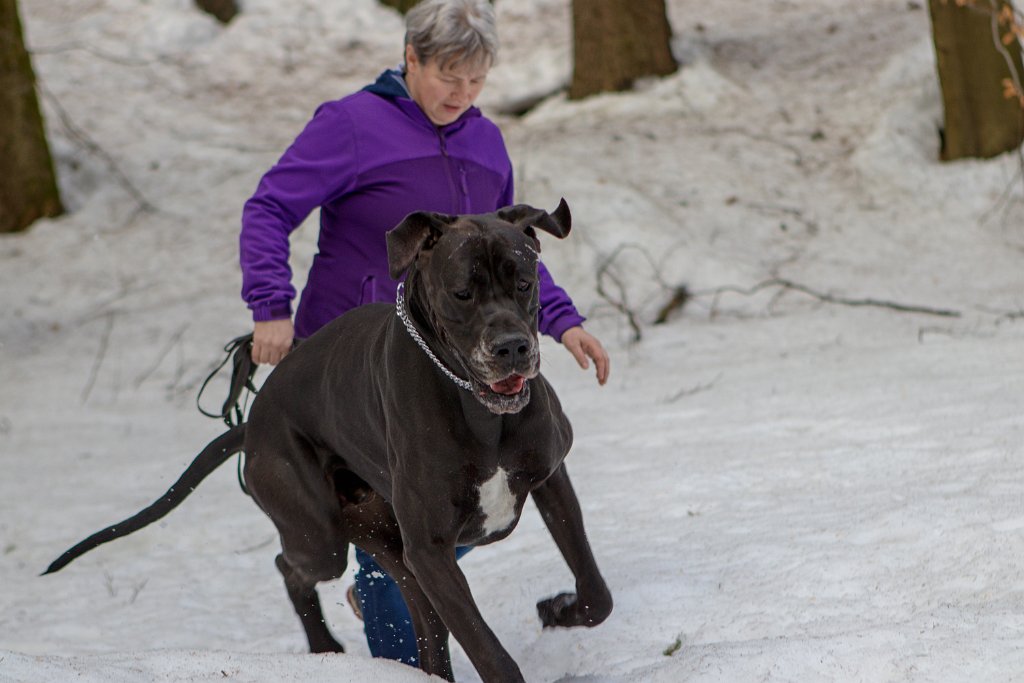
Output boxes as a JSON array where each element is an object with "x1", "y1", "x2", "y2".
[{"x1": 363, "y1": 68, "x2": 482, "y2": 133}]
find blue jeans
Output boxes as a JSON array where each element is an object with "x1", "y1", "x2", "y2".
[{"x1": 353, "y1": 545, "x2": 471, "y2": 666}]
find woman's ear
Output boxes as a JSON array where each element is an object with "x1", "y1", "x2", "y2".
[{"x1": 405, "y1": 44, "x2": 419, "y2": 73}]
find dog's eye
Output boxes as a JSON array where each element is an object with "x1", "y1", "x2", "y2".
[
  {"x1": 517, "y1": 279, "x2": 532, "y2": 292},
  {"x1": 453, "y1": 289, "x2": 472, "y2": 301}
]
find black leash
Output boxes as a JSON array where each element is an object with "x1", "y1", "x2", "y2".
[
  {"x1": 197, "y1": 333, "x2": 259, "y2": 427},
  {"x1": 196, "y1": 333, "x2": 259, "y2": 495}
]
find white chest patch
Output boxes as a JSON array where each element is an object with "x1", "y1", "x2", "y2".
[{"x1": 477, "y1": 467, "x2": 517, "y2": 536}]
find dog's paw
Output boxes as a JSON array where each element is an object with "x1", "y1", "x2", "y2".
[
  {"x1": 537, "y1": 590, "x2": 612, "y2": 628},
  {"x1": 309, "y1": 638, "x2": 345, "y2": 654}
]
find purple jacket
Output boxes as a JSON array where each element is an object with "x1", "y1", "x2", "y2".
[{"x1": 241, "y1": 70, "x2": 585, "y2": 341}]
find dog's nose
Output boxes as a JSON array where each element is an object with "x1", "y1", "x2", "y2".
[{"x1": 491, "y1": 335, "x2": 531, "y2": 364}]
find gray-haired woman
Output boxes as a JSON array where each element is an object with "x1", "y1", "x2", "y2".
[{"x1": 240, "y1": 0, "x2": 609, "y2": 666}]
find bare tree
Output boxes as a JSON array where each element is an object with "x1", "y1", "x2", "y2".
[
  {"x1": 929, "y1": 0, "x2": 1024, "y2": 160},
  {"x1": 569, "y1": 0, "x2": 677, "y2": 100},
  {"x1": 0, "y1": 0, "x2": 63, "y2": 233}
]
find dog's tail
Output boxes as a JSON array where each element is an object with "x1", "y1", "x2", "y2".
[{"x1": 42, "y1": 423, "x2": 247, "y2": 576}]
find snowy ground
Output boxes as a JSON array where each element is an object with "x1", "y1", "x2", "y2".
[{"x1": 3, "y1": 0, "x2": 1024, "y2": 681}]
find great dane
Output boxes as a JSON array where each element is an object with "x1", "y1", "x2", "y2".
[{"x1": 45, "y1": 199, "x2": 612, "y2": 682}]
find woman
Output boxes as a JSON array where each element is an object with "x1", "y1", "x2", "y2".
[{"x1": 239, "y1": 0, "x2": 609, "y2": 666}]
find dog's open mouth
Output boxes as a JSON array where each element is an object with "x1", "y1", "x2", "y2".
[
  {"x1": 488, "y1": 374, "x2": 526, "y2": 396},
  {"x1": 475, "y1": 373, "x2": 532, "y2": 414}
]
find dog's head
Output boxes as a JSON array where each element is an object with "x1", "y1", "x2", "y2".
[{"x1": 387, "y1": 199, "x2": 571, "y2": 414}]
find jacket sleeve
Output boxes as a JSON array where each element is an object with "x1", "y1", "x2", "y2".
[
  {"x1": 537, "y1": 261, "x2": 586, "y2": 342},
  {"x1": 240, "y1": 103, "x2": 359, "y2": 321}
]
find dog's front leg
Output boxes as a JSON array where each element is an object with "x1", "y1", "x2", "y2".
[
  {"x1": 400, "y1": 534, "x2": 525, "y2": 683},
  {"x1": 531, "y1": 462, "x2": 613, "y2": 628}
]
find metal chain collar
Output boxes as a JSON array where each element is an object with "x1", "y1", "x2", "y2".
[{"x1": 396, "y1": 282, "x2": 473, "y2": 392}]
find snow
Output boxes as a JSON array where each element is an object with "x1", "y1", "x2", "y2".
[{"x1": 3, "y1": 0, "x2": 1024, "y2": 681}]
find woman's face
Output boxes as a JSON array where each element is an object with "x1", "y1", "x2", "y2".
[{"x1": 405, "y1": 45, "x2": 489, "y2": 126}]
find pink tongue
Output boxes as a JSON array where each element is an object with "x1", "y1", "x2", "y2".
[{"x1": 490, "y1": 375, "x2": 525, "y2": 395}]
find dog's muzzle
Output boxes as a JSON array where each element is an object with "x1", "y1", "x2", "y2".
[{"x1": 470, "y1": 333, "x2": 539, "y2": 414}]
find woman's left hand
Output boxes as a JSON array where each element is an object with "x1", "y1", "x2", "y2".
[{"x1": 561, "y1": 326, "x2": 610, "y2": 386}]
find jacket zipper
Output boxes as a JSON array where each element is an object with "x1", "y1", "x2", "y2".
[{"x1": 437, "y1": 131, "x2": 468, "y2": 213}]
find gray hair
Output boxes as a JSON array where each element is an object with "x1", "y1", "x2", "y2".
[{"x1": 404, "y1": 0, "x2": 498, "y2": 71}]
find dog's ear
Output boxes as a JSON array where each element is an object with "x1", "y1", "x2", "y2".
[
  {"x1": 387, "y1": 211, "x2": 458, "y2": 279},
  {"x1": 497, "y1": 198, "x2": 572, "y2": 243}
]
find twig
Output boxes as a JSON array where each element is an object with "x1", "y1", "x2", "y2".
[
  {"x1": 978, "y1": 161, "x2": 1023, "y2": 227},
  {"x1": 665, "y1": 373, "x2": 722, "y2": 403},
  {"x1": 81, "y1": 311, "x2": 116, "y2": 404},
  {"x1": 127, "y1": 579, "x2": 148, "y2": 605},
  {"x1": 692, "y1": 277, "x2": 962, "y2": 318},
  {"x1": 35, "y1": 80, "x2": 157, "y2": 215},
  {"x1": 654, "y1": 285, "x2": 691, "y2": 324},
  {"x1": 30, "y1": 42, "x2": 155, "y2": 67},
  {"x1": 740, "y1": 200, "x2": 820, "y2": 235},
  {"x1": 975, "y1": 304, "x2": 1024, "y2": 323},
  {"x1": 235, "y1": 536, "x2": 277, "y2": 554},
  {"x1": 596, "y1": 244, "x2": 652, "y2": 342},
  {"x1": 133, "y1": 324, "x2": 190, "y2": 389},
  {"x1": 103, "y1": 571, "x2": 117, "y2": 598},
  {"x1": 771, "y1": 278, "x2": 962, "y2": 317}
]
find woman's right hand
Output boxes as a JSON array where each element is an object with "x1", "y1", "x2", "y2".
[{"x1": 252, "y1": 319, "x2": 295, "y2": 366}]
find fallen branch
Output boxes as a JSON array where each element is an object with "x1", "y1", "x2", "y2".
[
  {"x1": 693, "y1": 277, "x2": 962, "y2": 319},
  {"x1": 665, "y1": 372, "x2": 722, "y2": 403}
]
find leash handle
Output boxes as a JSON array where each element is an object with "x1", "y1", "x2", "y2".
[
  {"x1": 196, "y1": 333, "x2": 305, "y2": 427},
  {"x1": 196, "y1": 333, "x2": 258, "y2": 427},
  {"x1": 195, "y1": 332, "x2": 265, "y2": 498}
]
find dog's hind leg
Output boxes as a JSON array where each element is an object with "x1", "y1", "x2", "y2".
[
  {"x1": 274, "y1": 552, "x2": 346, "y2": 653},
  {"x1": 243, "y1": 437, "x2": 350, "y2": 653}
]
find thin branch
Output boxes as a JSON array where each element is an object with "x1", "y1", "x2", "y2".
[
  {"x1": 36, "y1": 80, "x2": 157, "y2": 215},
  {"x1": 692, "y1": 277, "x2": 963, "y2": 318},
  {"x1": 979, "y1": 160, "x2": 1024, "y2": 226},
  {"x1": 665, "y1": 373, "x2": 723, "y2": 403},
  {"x1": 771, "y1": 278, "x2": 962, "y2": 317},
  {"x1": 741, "y1": 200, "x2": 820, "y2": 235},
  {"x1": 596, "y1": 244, "x2": 659, "y2": 342},
  {"x1": 81, "y1": 311, "x2": 116, "y2": 404},
  {"x1": 596, "y1": 256, "x2": 643, "y2": 341},
  {"x1": 127, "y1": 579, "x2": 148, "y2": 605},
  {"x1": 29, "y1": 42, "x2": 155, "y2": 67},
  {"x1": 133, "y1": 324, "x2": 190, "y2": 389}
]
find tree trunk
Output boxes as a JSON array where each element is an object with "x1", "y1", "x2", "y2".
[
  {"x1": 195, "y1": 0, "x2": 238, "y2": 24},
  {"x1": 0, "y1": 0, "x2": 63, "y2": 233},
  {"x1": 379, "y1": 0, "x2": 424, "y2": 15},
  {"x1": 569, "y1": 0, "x2": 678, "y2": 100},
  {"x1": 929, "y1": 0, "x2": 1024, "y2": 160}
]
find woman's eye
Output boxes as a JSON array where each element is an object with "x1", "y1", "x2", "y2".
[{"x1": 454, "y1": 290, "x2": 472, "y2": 301}]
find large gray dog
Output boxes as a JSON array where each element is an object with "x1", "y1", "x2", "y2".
[{"x1": 45, "y1": 199, "x2": 612, "y2": 682}]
